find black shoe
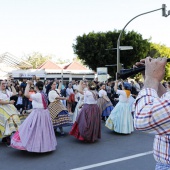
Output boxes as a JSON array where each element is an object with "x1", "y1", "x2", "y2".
[
  {"x1": 102, "y1": 117, "x2": 106, "y2": 122},
  {"x1": 1, "y1": 137, "x2": 7, "y2": 143},
  {"x1": 2, "y1": 136, "x2": 11, "y2": 147}
]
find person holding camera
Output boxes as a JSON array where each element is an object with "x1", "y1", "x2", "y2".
[{"x1": 133, "y1": 57, "x2": 170, "y2": 169}]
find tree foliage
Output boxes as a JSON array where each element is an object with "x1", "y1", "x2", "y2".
[
  {"x1": 149, "y1": 43, "x2": 170, "y2": 80},
  {"x1": 25, "y1": 52, "x2": 72, "y2": 68},
  {"x1": 55, "y1": 58, "x2": 71, "y2": 64},
  {"x1": 73, "y1": 30, "x2": 150, "y2": 78},
  {"x1": 26, "y1": 52, "x2": 52, "y2": 69}
]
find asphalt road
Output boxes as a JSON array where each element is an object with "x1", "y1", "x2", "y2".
[{"x1": 0, "y1": 122, "x2": 155, "y2": 170}]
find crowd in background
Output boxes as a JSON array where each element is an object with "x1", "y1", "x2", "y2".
[{"x1": 3, "y1": 77, "x2": 144, "y2": 113}]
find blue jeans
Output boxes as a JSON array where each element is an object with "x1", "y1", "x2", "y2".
[
  {"x1": 61, "y1": 100, "x2": 66, "y2": 107},
  {"x1": 27, "y1": 101, "x2": 33, "y2": 110},
  {"x1": 156, "y1": 162, "x2": 170, "y2": 170}
]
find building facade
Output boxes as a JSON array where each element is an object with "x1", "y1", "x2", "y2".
[{"x1": 12, "y1": 60, "x2": 95, "y2": 83}]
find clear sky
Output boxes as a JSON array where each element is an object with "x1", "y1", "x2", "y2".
[{"x1": 0, "y1": 0, "x2": 169, "y2": 61}]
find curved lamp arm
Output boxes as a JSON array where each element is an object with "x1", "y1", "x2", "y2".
[{"x1": 116, "y1": 5, "x2": 166, "y2": 80}]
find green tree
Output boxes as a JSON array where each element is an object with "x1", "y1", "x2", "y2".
[
  {"x1": 55, "y1": 58, "x2": 71, "y2": 64},
  {"x1": 134, "y1": 43, "x2": 170, "y2": 81},
  {"x1": 149, "y1": 43, "x2": 170, "y2": 80},
  {"x1": 26, "y1": 52, "x2": 52, "y2": 69},
  {"x1": 73, "y1": 30, "x2": 150, "y2": 78}
]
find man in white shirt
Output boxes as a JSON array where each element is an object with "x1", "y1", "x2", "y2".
[{"x1": 73, "y1": 81, "x2": 79, "y2": 90}]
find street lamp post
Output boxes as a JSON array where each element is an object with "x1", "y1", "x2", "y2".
[{"x1": 116, "y1": 4, "x2": 170, "y2": 80}]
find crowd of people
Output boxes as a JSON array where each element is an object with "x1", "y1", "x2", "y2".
[
  {"x1": 0, "y1": 76, "x2": 141, "y2": 148},
  {"x1": 1, "y1": 59, "x2": 170, "y2": 169}
]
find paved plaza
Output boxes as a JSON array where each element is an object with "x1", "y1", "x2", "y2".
[{"x1": 1, "y1": 122, "x2": 155, "y2": 170}]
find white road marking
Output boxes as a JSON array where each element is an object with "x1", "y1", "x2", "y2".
[{"x1": 70, "y1": 151, "x2": 153, "y2": 170}]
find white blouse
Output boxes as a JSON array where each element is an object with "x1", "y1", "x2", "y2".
[
  {"x1": 98, "y1": 89, "x2": 107, "y2": 98},
  {"x1": 30, "y1": 93, "x2": 44, "y2": 109},
  {"x1": 116, "y1": 90, "x2": 130, "y2": 102},
  {"x1": 48, "y1": 90, "x2": 59, "y2": 103},
  {"x1": 84, "y1": 90, "x2": 97, "y2": 104},
  {"x1": 0, "y1": 90, "x2": 13, "y2": 101}
]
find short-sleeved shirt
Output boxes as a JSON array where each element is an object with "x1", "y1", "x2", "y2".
[
  {"x1": 66, "y1": 88, "x2": 73, "y2": 97},
  {"x1": 73, "y1": 84, "x2": 78, "y2": 90},
  {"x1": 98, "y1": 89, "x2": 107, "y2": 98},
  {"x1": 48, "y1": 90, "x2": 59, "y2": 103},
  {"x1": 0, "y1": 90, "x2": 13, "y2": 101},
  {"x1": 30, "y1": 93, "x2": 44, "y2": 108},
  {"x1": 84, "y1": 90, "x2": 97, "y2": 104}
]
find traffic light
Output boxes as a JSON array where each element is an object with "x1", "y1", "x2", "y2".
[{"x1": 162, "y1": 4, "x2": 167, "y2": 17}]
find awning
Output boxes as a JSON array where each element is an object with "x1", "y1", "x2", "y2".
[{"x1": 0, "y1": 52, "x2": 33, "y2": 69}]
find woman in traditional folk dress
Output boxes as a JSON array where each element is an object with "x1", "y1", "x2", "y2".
[
  {"x1": 70, "y1": 81, "x2": 101, "y2": 142},
  {"x1": 105, "y1": 80, "x2": 134, "y2": 134},
  {"x1": 11, "y1": 81, "x2": 57, "y2": 152},
  {"x1": 72, "y1": 80, "x2": 87, "y2": 123},
  {"x1": 0, "y1": 80, "x2": 21, "y2": 145},
  {"x1": 48, "y1": 81, "x2": 72, "y2": 135},
  {"x1": 97, "y1": 83, "x2": 114, "y2": 121},
  {"x1": 72, "y1": 94, "x2": 84, "y2": 123}
]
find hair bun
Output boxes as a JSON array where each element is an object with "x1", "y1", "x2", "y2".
[
  {"x1": 35, "y1": 81, "x2": 44, "y2": 90},
  {"x1": 38, "y1": 86, "x2": 43, "y2": 90},
  {"x1": 88, "y1": 81, "x2": 96, "y2": 90}
]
